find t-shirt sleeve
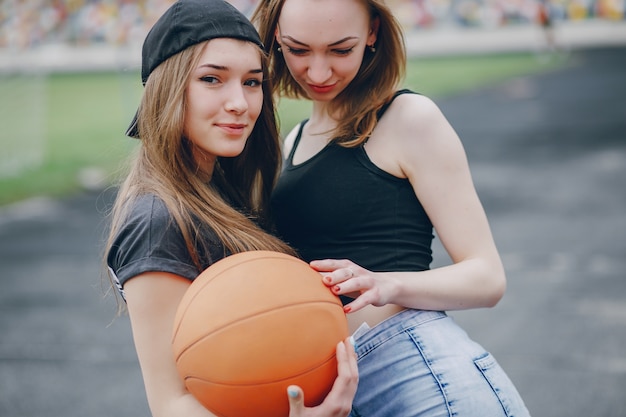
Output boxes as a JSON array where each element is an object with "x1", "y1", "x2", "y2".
[{"x1": 107, "y1": 195, "x2": 200, "y2": 291}]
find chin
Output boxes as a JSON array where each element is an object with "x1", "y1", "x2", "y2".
[
  {"x1": 221, "y1": 146, "x2": 248, "y2": 158},
  {"x1": 307, "y1": 89, "x2": 339, "y2": 102}
]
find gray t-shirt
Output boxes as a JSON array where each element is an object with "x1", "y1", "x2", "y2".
[{"x1": 107, "y1": 194, "x2": 226, "y2": 299}]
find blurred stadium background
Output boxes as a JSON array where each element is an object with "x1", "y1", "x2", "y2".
[
  {"x1": 1, "y1": 0, "x2": 624, "y2": 50},
  {"x1": 0, "y1": 0, "x2": 624, "y2": 203}
]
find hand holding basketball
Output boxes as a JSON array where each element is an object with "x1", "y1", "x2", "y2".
[
  {"x1": 287, "y1": 337, "x2": 358, "y2": 417},
  {"x1": 312, "y1": 258, "x2": 395, "y2": 313}
]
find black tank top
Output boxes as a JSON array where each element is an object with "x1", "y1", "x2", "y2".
[{"x1": 271, "y1": 90, "x2": 433, "y2": 275}]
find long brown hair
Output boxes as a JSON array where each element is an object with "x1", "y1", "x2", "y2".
[
  {"x1": 105, "y1": 40, "x2": 295, "y2": 304},
  {"x1": 252, "y1": 0, "x2": 406, "y2": 146}
]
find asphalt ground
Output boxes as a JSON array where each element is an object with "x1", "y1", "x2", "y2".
[{"x1": 1, "y1": 46, "x2": 625, "y2": 417}]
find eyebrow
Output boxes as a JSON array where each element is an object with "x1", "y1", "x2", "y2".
[
  {"x1": 281, "y1": 35, "x2": 359, "y2": 47},
  {"x1": 198, "y1": 64, "x2": 262, "y2": 74}
]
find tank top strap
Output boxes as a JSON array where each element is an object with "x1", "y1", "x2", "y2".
[
  {"x1": 285, "y1": 119, "x2": 309, "y2": 166},
  {"x1": 376, "y1": 89, "x2": 418, "y2": 119}
]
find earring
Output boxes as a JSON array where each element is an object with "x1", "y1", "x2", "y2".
[
  {"x1": 277, "y1": 46, "x2": 282, "y2": 52},
  {"x1": 368, "y1": 44, "x2": 376, "y2": 53}
]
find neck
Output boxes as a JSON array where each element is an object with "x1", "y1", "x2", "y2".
[{"x1": 308, "y1": 101, "x2": 338, "y2": 135}]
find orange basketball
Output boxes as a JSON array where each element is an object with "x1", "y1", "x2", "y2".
[{"x1": 172, "y1": 250, "x2": 349, "y2": 417}]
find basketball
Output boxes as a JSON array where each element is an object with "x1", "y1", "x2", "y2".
[{"x1": 172, "y1": 250, "x2": 349, "y2": 417}]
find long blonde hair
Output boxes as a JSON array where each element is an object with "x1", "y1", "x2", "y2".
[
  {"x1": 252, "y1": 0, "x2": 406, "y2": 146},
  {"x1": 105, "y1": 40, "x2": 295, "y2": 305}
]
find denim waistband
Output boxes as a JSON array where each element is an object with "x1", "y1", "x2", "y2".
[{"x1": 352, "y1": 309, "x2": 448, "y2": 344}]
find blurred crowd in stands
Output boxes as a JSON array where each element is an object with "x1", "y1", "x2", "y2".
[{"x1": 1, "y1": 0, "x2": 624, "y2": 49}]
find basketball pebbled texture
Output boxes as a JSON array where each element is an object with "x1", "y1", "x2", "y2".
[{"x1": 172, "y1": 250, "x2": 349, "y2": 417}]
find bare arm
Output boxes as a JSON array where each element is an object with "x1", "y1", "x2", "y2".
[
  {"x1": 124, "y1": 272, "x2": 217, "y2": 417},
  {"x1": 313, "y1": 94, "x2": 506, "y2": 312}
]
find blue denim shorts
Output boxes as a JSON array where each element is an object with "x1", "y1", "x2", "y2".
[{"x1": 349, "y1": 309, "x2": 530, "y2": 417}]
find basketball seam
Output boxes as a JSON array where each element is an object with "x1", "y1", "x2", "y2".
[
  {"x1": 173, "y1": 299, "x2": 345, "y2": 362},
  {"x1": 182, "y1": 352, "x2": 337, "y2": 385},
  {"x1": 172, "y1": 252, "x2": 307, "y2": 341}
]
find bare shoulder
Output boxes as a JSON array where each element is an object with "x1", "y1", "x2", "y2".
[
  {"x1": 382, "y1": 93, "x2": 449, "y2": 138},
  {"x1": 374, "y1": 92, "x2": 466, "y2": 178},
  {"x1": 375, "y1": 93, "x2": 458, "y2": 153},
  {"x1": 281, "y1": 122, "x2": 303, "y2": 158},
  {"x1": 366, "y1": 94, "x2": 445, "y2": 177}
]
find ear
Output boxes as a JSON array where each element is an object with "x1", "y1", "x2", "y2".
[
  {"x1": 274, "y1": 27, "x2": 282, "y2": 48},
  {"x1": 368, "y1": 16, "x2": 380, "y2": 46}
]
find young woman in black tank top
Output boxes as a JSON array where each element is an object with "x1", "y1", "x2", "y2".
[{"x1": 253, "y1": 0, "x2": 531, "y2": 416}]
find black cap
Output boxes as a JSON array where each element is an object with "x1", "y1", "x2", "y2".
[{"x1": 126, "y1": 0, "x2": 264, "y2": 138}]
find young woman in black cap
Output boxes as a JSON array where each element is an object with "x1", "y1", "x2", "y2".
[
  {"x1": 105, "y1": 0, "x2": 357, "y2": 416},
  {"x1": 253, "y1": 0, "x2": 530, "y2": 415}
]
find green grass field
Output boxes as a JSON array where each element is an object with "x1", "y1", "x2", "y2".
[{"x1": 0, "y1": 52, "x2": 567, "y2": 206}]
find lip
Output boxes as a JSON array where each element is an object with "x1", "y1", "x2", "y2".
[
  {"x1": 216, "y1": 123, "x2": 247, "y2": 135},
  {"x1": 308, "y1": 83, "x2": 337, "y2": 94}
]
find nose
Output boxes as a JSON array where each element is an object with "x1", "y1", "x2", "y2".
[
  {"x1": 307, "y1": 55, "x2": 332, "y2": 84},
  {"x1": 224, "y1": 84, "x2": 248, "y2": 115}
]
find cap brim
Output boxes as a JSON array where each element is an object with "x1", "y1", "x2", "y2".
[{"x1": 126, "y1": 110, "x2": 140, "y2": 138}]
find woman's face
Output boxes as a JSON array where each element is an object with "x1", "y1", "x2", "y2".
[
  {"x1": 276, "y1": 0, "x2": 377, "y2": 102},
  {"x1": 184, "y1": 38, "x2": 264, "y2": 172}
]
